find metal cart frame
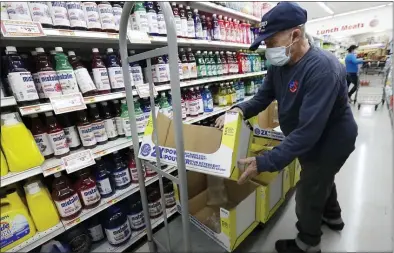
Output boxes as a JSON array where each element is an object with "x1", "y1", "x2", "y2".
[{"x1": 119, "y1": 2, "x2": 191, "y2": 252}]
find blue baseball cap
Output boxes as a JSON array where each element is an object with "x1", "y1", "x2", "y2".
[{"x1": 250, "y1": 2, "x2": 307, "y2": 50}]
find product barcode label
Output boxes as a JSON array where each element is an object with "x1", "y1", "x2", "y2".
[
  {"x1": 50, "y1": 92, "x2": 86, "y2": 114},
  {"x1": 1, "y1": 19, "x2": 45, "y2": 37},
  {"x1": 62, "y1": 150, "x2": 96, "y2": 174}
]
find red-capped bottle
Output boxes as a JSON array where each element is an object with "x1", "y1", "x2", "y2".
[
  {"x1": 58, "y1": 113, "x2": 82, "y2": 151},
  {"x1": 36, "y1": 47, "x2": 63, "y2": 99},
  {"x1": 45, "y1": 111, "x2": 70, "y2": 158},
  {"x1": 68, "y1": 51, "x2": 97, "y2": 97},
  {"x1": 75, "y1": 169, "x2": 101, "y2": 209},
  {"x1": 91, "y1": 48, "x2": 111, "y2": 94},
  {"x1": 76, "y1": 109, "x2": 97, "y2": 149},
  {"x1": 99, "y1": 101, "x2": 118, "y2": 141},
  {"x1": 128, "y1": 148, "x2": 144, "y2": 183},
  {"x1": 52, "y1": 172, "x2": 82, "y2": 221},
  {"x1": 88, "y1": 104, "x2": 108, "y2": 145},
  {"x1": 30, "y1": 113, "x2": 54, "y2": 159}
]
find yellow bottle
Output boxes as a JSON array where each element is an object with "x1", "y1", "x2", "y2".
[
  {"x1": 226, "y1": 82, "x2": 232, "y2": 105},
  {"x1": 230, "y1": 82, "x2": 237, "y2": 104},
  {"x1": 1, "y1": 148, "x2": 9, "y2": 176},
  {"x1": 0, "y1": 191, "x2": 36, "y2": 252},
  {"x1": 218, "y1": 83, "x2": 228, "y2": 107},
  {"x1": 1, "y1": 113, "x2": 44, "y2": 172},
  {"x1": 24, "y1": 179, "x2": 60, "y2": 232}
]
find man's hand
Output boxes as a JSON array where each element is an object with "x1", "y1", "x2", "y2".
[
  {"x1": 214, "y1": 107, "x2": 243, "y2": 129},
  {"x1": 237, "y1": 157, "x2": 258, "y2": 185}
]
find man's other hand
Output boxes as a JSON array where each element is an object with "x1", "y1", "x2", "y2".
[
  {"x1": 214, "y1": 107, "x2": 244, "y2": 129},
  {"x1": 237, "y1": 157, "x2": 258, "y2": 185}
]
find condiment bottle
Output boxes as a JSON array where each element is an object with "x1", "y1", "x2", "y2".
[
  {"x1": 92, "y1": 48, "x2": 111, "y2": 94},
  {"x1": 45, "y1": 111, "x2": 70, "y2": 158},
  {"x1": 30, "y1": 113, "x2": 54, "y2": 159},
  {"x1": 76, "y1": 109, "x2": 97, "y2": 149},
  {"x1": 88, "y1": 104, "x2": 108, "y2": 145},
  {"x1": 75, "y1": 169, "x2": 101, "y2": 209},
  {"x1": 99, "y1": 101, "x2": 118, "y2": 141}
]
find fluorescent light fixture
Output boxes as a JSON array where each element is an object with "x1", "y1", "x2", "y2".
[
  {"x1": 317, "y1": 2, "x2": 334, "y2": 15},
  {"x1": 373, "y1": 29, "x2": 387, "y2": 33}
]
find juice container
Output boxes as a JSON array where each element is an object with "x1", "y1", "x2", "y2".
[
  {"x1": 52, "y1": 172, "x2": 82, "y2": 221},
  {"x1": 237, "y1": 51, "x2": 244, "y2": 74},
  {"x1": 182, "y1": 88, "x2": 190, "y2": 116},
  {"x1": 76, "y1": 109, "x2": 97, "y2": 149},
  {"x1": 98, "y1": 2, "x2": 116, "y2": 33},
  {"x1": 195, "y1": 51, "x2": 206, "y2": 79},
  {"x1": 134, "y1": 99, "x2": 146, "y2": 136},
  {"x1": 120, "y1": 99, "x2": 132, "y2": 138},
  {"x1": 225, "y1": 82, "x2": 232, "y2": 105},
  {"x1": 193, "y1": 9, "x2": 202, "y2": 39},
  {"x1": 202, "y1": 85, "x2": 213, "y2": 113},
  {"x1": 214, "y1": 51, "x2": 222, "y2": 76},
  {"x1": 212, "y1": 14, "x2": 220, "y2": 41},
  {"x1": 94, "y1": 157, "x2": 115, "y2": 198},
  {"x1": 245, "y1": 21, "x2": 251, "y2": 44},
  {"x1": 233, "y1": 52, "x2": 240, "y2": 74},
  {"x1": 229, "y1": 18, "x2": 235, "y2": 42},
  {"x1": 230, "y1": 82, "x2": 237, "y2": 104},
  {"x1": 195, "y1": 87, "x2": 204, "y2": 114},
  {"x1": 112, "y1": 2, "x2": 123, "y2": 32},
  {"x1": 187, "y1": 48, "x2": 197, "y2": 80},
  {"x1": 99, "y1": 101, "x2": 118, "y2": 141},
  {"x1": 48, "y1": 1, "x2": 70, "y2": 30},
  {"x1": 129, "y1": 50, "x2": 144, "y2": 86},
  {"x1": 218, "y1": 83, "x2": 227, "y2": 106},
  {"x1": 1, "y1": 113, "x2": 44, "y2": 172},
  {"x1": 45, "y1": 111, "x2": 70, "y2": 158},
  {"x1": 202, "y1": 51, "x2": 211, "y2": 77},
  {"x1": 112, "y1": 100, "x2": 125, "y2": 137},
  {"x1": 223, "y1": 16, "x2": 229, "y2": 41},
  {"x1": 145, "y1": 2, "x2": 158, "y2": 36},
  {"x1": 88, "y1": 104, "x2": 108, "y2": 145},
  {"x1": 185, "y1": 6, "x2": 194, "y2": 38},
  {"x1": 154, "y1": 56, "x2": 169, "y2": 84},
  {"x1": 57, "y1": 113, "x2": 81, "y2": 150},
  {"x1": 66, "y1": 2, "x2": 88, "y2": 30},
  {"x1": 92, "y1": 48, "x2": 111, "y2": 94},
  {"x1": 36, "y1": 47, "x2": 63, "y2": 98},
  {"x1": 24, "y1": 179, "x2": 60, "y2": 231},
  {"x1": 179, "y1": 48, "x2": 189, "y2": 81},
  {"x1": 171, "y1": 2, "x2": 182, "y2": 38},
  {"x1": 188, "y1": 88, "x2": 199, "y2": 117},
  {"x1": 128, "y1": 148, "x2": 144, "y2": 183},
  {"x1": 82, "y1": 2, "x2": 102, "y2": 32},
  {"x1": 5, "y1": 46, "x2": 39, "y2": 106},
  {"x1": 75, "y1": 169, "x2": 101, "y2": 209},
  {"x1": 206, "y1": 16, "x2": 212, "y2": 40},
  {"x1": 68, "y1": 51, "x2": 97, "y2": 96},
  {"x1": 30, "y1": 50, "x2": 46, "y2": 102},
  {"x1": 28, "y1": 2, "x2": 53, "y2": 28},
  {"x1": 54, "y1": 47, "x2": 79, "y2": 94},
  {"x1": 201, "y1": 15, "x2": 207, "y2": 40},
  {"x1": 30, "y1": 113, "x2": 54, "y2": 159},
  {"x1": 179, "y1": 4, "x2": 187, "y2": 38},
  {"x1": 209, "y1": 51, "x2": 217, "y2": 76},
  {"x1": 159, "y1": 92, "x2": 173, "y2": 118},
  {"x1": 130, "y1": 2, "x2": 148, "y2": 33},
  {"x1": 155, "y1": 2, "x2": 166, "y2": 36},
  {"x1": 110, "y1": 151, "x2": 132, "y2": 190},
  {"x1": 218, "y1": 15, "x2": 225, "y2": 41},
  {"x1": 233, "y1": 19, "x2": 239, "y2": 43},
  {"x1": 106, "y1": 48, "x2": 125, "y2": 92},
  {"x1": 177, "y1": 53, "x2": 184, "y2": 81},
  {"x1": 220, "y1": 51, "x2": 229, "y2": 75},
  {"x1": 6, "y1": 2, "x2": 32, "y2": 21}
]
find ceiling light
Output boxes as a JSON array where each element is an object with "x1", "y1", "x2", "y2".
[{"x1": 317, "y1": 2, "x2": 334, "y2": 15}]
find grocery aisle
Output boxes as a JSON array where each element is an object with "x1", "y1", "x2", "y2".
[{"x1": 136, "y1": 105, "x2": 393, "y2": 253}]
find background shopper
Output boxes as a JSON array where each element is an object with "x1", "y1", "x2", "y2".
[{"x1": 345, "y1": 45, "x2": 364, "y2": 100}]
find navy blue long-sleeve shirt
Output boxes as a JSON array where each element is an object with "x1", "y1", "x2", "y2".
[{"x1": 237, "y1": 46, "x2": 358, "y2": 172}]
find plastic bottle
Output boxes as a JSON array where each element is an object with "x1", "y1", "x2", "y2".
[
  {"x1": 171, "y1": 2, "x2": 182, "y2": 38},
  {"x1": 155, "y1": 2, "x2": 166, "y2": 36},
  {"x1": 187, "y1": 48, "x2": 197, "y2": 80},
  {"x1": 28, "y1": 2, "x2": 53, "y2": 28},
  {"x1": 82, "y1": 2, "x2": 102, "y2": 32},
  {"x1": 112, "y1": 100, "x2": 125, "y2": 137},
  {"x1": 91, "y1": 48, "x2": 111, "y2": 94},
  {"x1": 94, "y1": 157, "x2": 115, "y2": 198},
  {"x1": 128, "y1": 50, "x2": 143, "y2": 86},
  {"x1": 99, "y1": 101, "x2": 118, "y2": 141},
  {"x1": 179, "y1": 48, "x2": 190, "y2": 81},
  {"x1": 68, "y1": 51, "x2": 97, "y2": 96},
  {"x1": 154, "y1": 55, "x2": 169, "y2": 84},
  {"x1": 103, "y1": 204, "x2": 131, "y2": 246},
  {"x1": 52, "y1": 172, "x2": 82, "y2": 221},
  {"x1": 76, "y1": 109, "x2": 97, "y2": 149},
  {"x1": 163, "y1": 178, "x2": 176, "y2": 208},
  {"x1": 88, "y1": 104, "x2": 108, "y2": 145},
  {"x1": 48, "y1": 2, "x2": 70, "y2": 30},
  {"x1": 126, "y1": 194, "x2": 145, "y2": 231},
  {"x1": 218, "y1": 83, "x2": 227, "y2": 106},
  {"x1": 119, "y1": 99, "x2": 131, "y2": 138},
  {"x1": 58, "y1": 113, "x2": 81, "y2": 150},
  {"x1": 159, "y1": 92, "x2": 173, "y2": 118},
  {"x1": 66, "y1": 2, "x2": 87, "y2": 30},
  {"x1": 5, "y1": 47, "x2": 39, "y2": 105},
  {"x1": 134, "y1": 99, "x2": 146, "y2": 136},
  {"x1": 98, "y1": 2, "x2": 116, "y2": 33},
  {"x1": 111, "y1": 151, "x2": 132, "y2": 190},
  {"x1": 30, "y1": 51, "x2": 46, "y2": 102},
  {"x1": 206, "y1": 16, "x2": 212, "y2": 41},
  {"x1": 239, "y1": 80, "x2": 245, "y2": 101},
  {"x1": 214, "y1": 51, "x2": 222, "y2": 76},
  {"x1": 195, "y1": 87, "x2": 204, "y2": 114},
  {"x1": 209, "y1": 51, "x2": 217, "y2": 76},
  {"x1": 202, "y1": 86, "x2": 213, "y2": 113},
  {"x1": 112, "y1": 2, "x2": 123, "y2": 32},
  {"x1": 233, "y1": 19, "x2": 239, "y2": 43},
  {"x1": 245, "y1": 21, "x2": 251, "y2": 44},
  {"x1": 186, "y1": 6, "x2": 195, "y2": 38},
  {"x1": 87, "y1": 215, "x2": 105, "y2": 242},
  {"x1": 145, "y1": 2, "x2": 158, "y2": 36},
  {"x1": 202, "y1": 51, "x2": 211, "y2": 77},
  {"x1": 140, "y1": 98, "x2": 151, "y2": 128},
  {"x1": 223, "y1": 16, "x2": 229, "y2": 41},
  {"x1": 147, "y1": 185, "x2": 163, "y2": 218},
  {"x1": 220, "y1": 51, "x2": 228, "y2": 75},
  {"x1": 177, "y1": 53, "x2": 184, "y2": 81},
  {"x1": 128, "y1": 148, "x2": 142, "y2": 183},
  {"x1": 187, "y1": 88, "x2": 198, "y2": 117},
  {"x1": 30, "y1": 113, "x2": 54, "y2": 159},
  {"x1": 201, "y1": 15, "x2": 208, "y2": 40},
  {"x1": 105, "y1": 48, "x2": 125, "y2": 92},
  {"x1": 230, "y1": 81, "x2": 237, "y2": 104},
  {"x1": 193, "y1": 9, "x2": 203, "y2": 39},
  {"x1": 225, "y1": 82, "x2": 232, "y2": 104},
  {"x1": 179, "y1": 4, "x2": 187, "y2": 38},
  {"x1": 35, "y1": 47, "x2": 62, "y2": 98},
  {"x1": 195, "y1": 51, "x2": 206, "y2": 79},
  {"x1": 75, "y1": 169, "x2": 101, "y2": 209},
  {"x1": 6, "y1": 2, "x2": 32, "y2": 21},
  {"x1": 181, "y1": 88, "x2": 189, "y2": 117},
  {"x1": 237, "y1": 50, "x2": 244, "y2": 74},
  {"x1": 130, "y1": 2, "x2": 148, "y2": 33},
  {"x1": 228, "y1": 18, "x2": 235, "y2": 42},
  {"x1": 218, "y1": 15, "x2": 225, "y2": 41},
  {"x1": 45, "y1": 111, "x2": 70, "y2": 158},
  {"x1": 212, "y1": 14, "x2": 220, "y2": 41},
  {"x1": 54, "y1": 47, "x2": 79, "y2": 94}
]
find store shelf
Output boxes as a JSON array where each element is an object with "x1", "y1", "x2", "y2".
[
  {"x1": 91, "y1": 205, "x2": 178, "y2": 252},
  {"x1": 63, "y1": 166, "x2": 177, "y2": 230},
  {"x1": 0, "y1": 166, "x2": 43, "y2": 188},
  {"x1": 5, "y1": 222, "x2": 65, "y2": 253},
  {"x1": 0, "y1": 96, "x2": 17, "y2": 107}
]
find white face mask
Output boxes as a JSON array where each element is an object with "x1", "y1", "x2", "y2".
[{"x1": 266, "y1": 33, "x2": 296, "y2": 66}]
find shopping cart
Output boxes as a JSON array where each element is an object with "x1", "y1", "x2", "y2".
[{"x1": 355, "y1": 86, "x2": 385, "y2": 110}]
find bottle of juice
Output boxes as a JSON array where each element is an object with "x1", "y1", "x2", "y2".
[
  {"x1": 232, "y1": 19, "x2": 238, "y2": 43},
  {"x1": 92, "y1": 48, "x2": 111, "y2": 94},
  {"x1": 76, "y1": 109, "x2": 97, "y2": 149},
  {"x1": 30, "y1": 113, "x2": 54, "y2": 159},
  {"x1": 171, "y1": 2, "x2": 182, "y2": 38},
  {"x1": 128, "y1": 50, "x2": 143, "y2": 86},
  {"x1": 224, "y1": 82, "x2": 231, "y2": 105},
  {"x1": 179, "y1": 4, "x2": 187, "y2": 38},
  {"x1": 212, "y1": 14, "x2": 220, "y2": 41},
  {"x1": 112, "y1": 2, "x2": 123, "y2": 32},
  {"x1": 195, "y1": 87, "x2": 204, "y2": 114},
  {"x1": 94, "y1": 157, "x2": 115, "y2": 198},
  {"x1": 52, "y1": 172, "x2": 82, "y2": 221},
  {"x1": 54, "y1": 47, "x2": 79, "y2": 94},
  {"x1": 155, "y1": 2, "x2": 166, "y2": 36},
  {"x1": 202, "y1": 51, "x2": 211, "y2": 77},
  {"x1": 120, "y1": 99, "x2": 132, "y2": 138},
  {"x1": 214, "y1": 51, "x2": 222, "y2": 76},
  {"x1": 182, "y1": 88, "x2": 190, "y2": 117},
  {"x1": 66, "y1": 2, "x2": 88, "y2": 30},
  {"x1": 106, "y1": 48, "x2": 125, "y2": 92},
  {"x1": 245, "y1": 21, "x2": 251, "y2": 44},
  {"x1": 134, "y1": 98, "x2": 146, "y2": 136},
  {"x1": 45, "y1": 111, "x2": 70, "y2": 158},
  {"x1": 180, "y1": 48, "x2": 190, "y2": 81},
  {"x1": 75, "y1": 169, "x2": 101, "y2": 209},
  {"x1": 57, "y1": 113, "x2": 81, "y2": 151},
  {"x1": 35, "y1": 47, "x2": 62, "y2": 98},
  {"x1": 209, "y1": 51, "x2": 217, "y2": 76},
  {"x1": 224, "y1": 16, "x2": 229, "y2": 41},
  {"x1": 212, "y1": 83, "x2": 219, "y2": 105},
  {"x1": 88, "y1": 104, "x2": 108, "y2": 145},
  {"x1": 154, "y1": 55, "x2": 169, "y2": 84},
  {"x1": 220, "y1": 51, "x2": 228, "y2": 75},
  {"x1": 218, "y1": 83, "x2": 227, "y2": 106},
  {"x1": 110, "y1": 151, "x2": 132, "y2": 190},
  {"x1": 82, "y1": 2, "x2": 102, "y2": 32},
  {"x1": 99, "y1": 101, "x2": 118, "y2": 141},
  {"x1": 28, "y1": 2, "x2": 53, "y2": 28},
  {"x1": 193, "y1": 9, "x2": 202, "y2": 39},
  {"x1": 186, "y1": 6, "x2": 195, "y2": 38},
  {"x1": 201, "y1": 15, "x2": 207, "y2": 40},
  {"x1": 29, "y1": 50, "x2": 46, "y2": 102},
  {"x1": 112, "y1": 100, "x2": 125, "y2": 137},
  {"x1": 188, "y1": 88, "x2": 199, "y2": 117},
  {"x1": 228, "y1": 18, "x2": 235, "y2": 42},
  {"x1": 202, "y1": 85, "x2": 214, "y2": 112},
  {"x1": 159, "y1": 92, "x2": 172, "y2": 118},
  {"x1": 48, "y1": 2, "x2": 70, "y2": 30},
  {"x1": 230, "y1": 81, "x2": 237, "y2": 104},
  {"x1": 206, "y1": 16, "x2": 212, "y2": 40},
  {"x1": 141, "y1": 3, "x2": 156, "y2": 35},
  {"x1": 218, "y1": 15, "x2": 225, "y2": 41},
  {"x1": 237, "y1": 50, "x2": 244, "y2": 74},
  {"x1": 68, "y1": 51, "x2": 97, "y2": 96},
  {"x1": 187, "y1": 48, "x2": 197, "y2": 80},
  {"x1": 128, "y1": 148, "x2": 143, "y2": 183},
  {"x1": 233, "y1": 52, "x2": 240, "y2": 74},
  {"x1": 177, "y1": 53, "x2": 184, "y2": 81},
  {"x1": 195, "y1": 51, "x2": 206, "y2": 79},
  {"x1": 97, "y1": 2, "x2": 116, "y2": 33},
  {"x1": 130, "y1": 2, "x2": 148, "y2": 33}
]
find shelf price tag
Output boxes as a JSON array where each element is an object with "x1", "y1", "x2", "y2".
[
  {"x1": 135, "y1": 83, "x2": 157, "y2": 98},
  {"x1": 62, "y1": 150, "x2": 96, "y2": 174},
  {"x1": 50, "y1": 92, "x2": 86, "y2": 114},
  {"x1": 0, "y1": 20, "x2": 45, "y2": 37},
  {"x1": 127, "y1": 30, "x2": 151, "y2": 44}
]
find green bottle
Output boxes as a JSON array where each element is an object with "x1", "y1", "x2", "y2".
[
  {"x1": 134, "y1": 99, "x2": 146, "y2": 136},
  {"x1": 120, "y1": 99, "x2": 132, "y2": 138},
  {"x1": 209, "y1": 51, "x2": 217, "y2": 76},
  {"x1": 159, "y1": 92, "x2": 172, "y2": 118},
  {"x1": 195, "y1": 51, "x2": 206, "y2": 79},
  {"x1": 54, "y1": 47, "x2": 79, "y2": 94},
  {"x1": 203, "y1": 51, "x2": 212, "y2": 77},
  {"x1": 214, "y1": 51, "x2": 222, "y2": 76}
]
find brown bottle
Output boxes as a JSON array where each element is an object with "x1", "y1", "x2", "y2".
[
  {"x1": 67, "y1": 51, "x2": 97, "y2": 97},
  {"x1": 45, "y1": 111, "x2": 70, "y2": 158},
  {"x1": 88, "y1": 104, "x2": 108, "y2": 145},
  {"x1": 76, "y1": 109, "x2": 97, "y2": 149}
]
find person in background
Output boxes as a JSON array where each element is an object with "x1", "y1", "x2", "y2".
[
  {"x1": 345, "y1": 45, "x2": 364, "y2": 100},
  {"x1": 215, "y1": 2, "x2": 358, "y2": 253}
]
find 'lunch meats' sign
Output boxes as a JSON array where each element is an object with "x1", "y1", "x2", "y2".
[{"x1": 316, "y1": 23, "x2": 364, "y2": 35}]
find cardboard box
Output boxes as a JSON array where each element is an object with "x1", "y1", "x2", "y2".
[
  {"x1": 174, "y1": 171, "x2": 259, "y2": 252},
  {"x1": 289, "y1": 159, "x2": 302, "y2": 188},
  {"x1": 138, "y1": 111, "x2": 252, "y2": 180},
  {"x1": 249, "y1": 101, "x2": 285, "y2": 140}
]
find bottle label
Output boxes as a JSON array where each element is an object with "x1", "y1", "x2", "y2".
[
  {"x1": 6, "y1": 2, "x2": 31, "y2": 21},
  {"x1": 155, "y1": 64, "x2": 169, "y2": 83},
  {"x1": 219, "y1": 96, "x2": 228, "y2": 106},
  {"x1": 189, "y1": 100, "x2": 199, "y2": 116},
  {"x1": 83, "y1": 2, "x2": 101, "y2": 30},
  {"x1": 104, "y1": 221, "x2": 131, "y2": 245},
  {"x1": 28, "y1": 2, "x2": 53, "y2": 25},
  {"x1": 147, "y1": 11, "x2": 158, "y2": 34},
  {"x1": 164, "y1": 191, "x2": 176, "y2": 207},
  {"x1": 108, "y1": 67, "x2": 125, "y2": 89},
  {"x1": 136, "y1": 113, "x2": 145, "y2": 134},
  {"x1": 188, "y1": 62, "x2": 197, "y2": 79},
  {"x1": 121, "y1": 117, "x2": 132, "y2": 137},
  {"x1": 220, "y1": 25, "x2": 226, "y2": 41},
  {"x1": 66, "y1": 2, "x2": 87, "y2": 28},
  {"x1": 103, "y1": 118, "x2": 118, "y2": 138},
  {"x1": 148, "y1": 198, "x2": 162, "y2": 217},
  {"x1": 130, "y1": 167, "x2": 139, "y2": 182},
  {"x1": 63, "y1": 125, "x2": 81, "y2": 148},
  {"x1": 115, "y1": 116, "x2": 124, "y2": 135},
  {"x1": 48, "y1": 130, "x2": 69, "y2": 156},
  {"x1": 195, "y1": 23, "x2": 203, "y2": 38},
  {"x1": 113, "y1": 6, "x2": 122, "y2": 31},
  {"x1": 92, "y1": 68, "x2": 111, "y2": 91},
  {"x1": 98, "y1": 3, "x2": 115, "y2": 30},
  {"x1": 38, "y1": 71, "x2": 62, "y2": 98},
  {"x1": 181, "y1": 18, "x2": 188, "y2": 37},
  {"x1": 74, "y1": 68, "x2": 96, "y2": 94},
  {"x1": 213, "y1": 26, "x2": 220, "y2": 40},
  {"x1": 77, "y1": 124, "x2": 97, "y2": 147},
  {"x1": 7, "y1": 72, "x2": 39, "y2": 102},
  {"x1": 128, "y1": 211, "x2": 145, "y2": 230},
  {"x1": 54, "y1": 193, "x2": 82, "y2": 218},
  {"x1": 32, "y1": 72, "x2": 46, "y2": 99},
  {"x1": 97, "y1": 177, "x2": 113, "y2": 195},
  {"x1": 91, "y1": 121, "x2": 108, "y2": 142},
  {"x1": 181, "y1": 63, "x2": 190, "y2": 80},
  {"x1": 157, "y1": 13, "x2": 166, "y2": 35},
  {"x1": 198, "y1": 98, "x2": 204, "y2": 113},
  {"x1": 57, "y1": 69, "x2": 79, "y2": 94},
  {"x1": 216, "y1": 64, "x2": 222, "y2": 76},
  {"x1": 187, "y1": 19, "x2": 195, "y2": 38},
  {"x1": 223, "y1": 63, "x2": 229, "y2": 74},
  {"x1": 204, "y1": 97, "x2": 214, "y2": 111},
  {"x1": 178, "y1": 63, "x2": 184, "y2": 80},
  {"x1": 175, "y1": 16, "x2": 182, "y2": 36},
  {"x1": 33, "y1": 133, "x2": 54, "y2": 156},
  {"x1": 129, "y1": 65, "x2": 143, "y2": 86},
  {"x1": 206, "y1": 64, "x2": 212, "y2": 77},
  {"x1": 197, "y1": 64, "x2": 206, "y2": 78},
  {"x1": 49, "y1": 2, "x2": 70, "y2": 27},
  {"x1": 181, "y1": 101, "x2": 187, "y2": 119},
  {"x1": 113, "y1": 169, "x2": 131, "y2": 187},
  {"x1": 88, "y1": 224, "x2": 105, "y2": 242},
  {"x1": 80, "y1": 186, "x2": 101, "y2": 206},
  {"x1": 131, "y1": 10, "x2": 148, "y2": 33}
]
